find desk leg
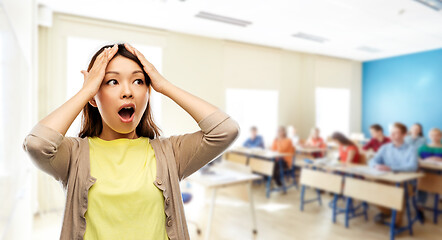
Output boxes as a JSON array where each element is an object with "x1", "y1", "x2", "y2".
[
  {"x1": 404, "y1": 182, "x2": 413, "y2": 236},
  {"x1": 205, "y1": 188, "x2": 218, "y2": 240},
  {"x1": 248, "y1": 183, "x2": 258, "y2": 236},
  {"x1": 434, "y1": 194, "x2": 440, "y2": 224},
  {"x1": 390, "y1": 210, "x2": 397, "y2": 240}
]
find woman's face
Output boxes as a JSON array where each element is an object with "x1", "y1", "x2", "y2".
[
  {"x1": 313, "y1": 129, "x2": 319, "y2": 138},
  {"x1": 411, "y1": 124, "x2": 421, "y2": 137},
  {"x1": 91, "y1": 55, "x2": 149, "y2": 135}
]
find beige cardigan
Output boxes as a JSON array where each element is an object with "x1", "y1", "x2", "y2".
[{"x1": 22, "y1": 110, "x2": 239, "y2": 240}]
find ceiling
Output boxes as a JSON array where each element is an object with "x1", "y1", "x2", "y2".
[{"x1": 38, "y1": 0, "x2": 442, "y2": 61}]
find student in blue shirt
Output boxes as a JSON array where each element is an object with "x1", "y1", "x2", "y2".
[
  {"x1": 369, "y1": 122, "x2": 418, "y2": 226},
  {"x1": 243, "y1": 126, "x2": 265, "y2": 149},
  {"x1": 369, "y1": 122, "x2": 418, "y2": 172},
  {"x1": 405, "y1": 123, "x2": 427, "y2": 150}
]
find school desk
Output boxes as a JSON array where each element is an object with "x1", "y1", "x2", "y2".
[
  {"x1": 296, "y1": 159, "x2": 423, "y2": 240},
  {"x1": 227, "y1": 147, "x2": 294, "y2": 197},
  {"x1": 418, "y1": 160, "x2": 442, "y2": 223},
  {"x1": 188, "y1": 161, "x2": 261, "y2": 240}
]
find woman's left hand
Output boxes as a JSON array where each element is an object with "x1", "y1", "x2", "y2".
[{"x1": 124, "y1": 43, "x2": 169, "y2": 93}]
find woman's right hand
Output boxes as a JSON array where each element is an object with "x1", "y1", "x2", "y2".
[{"x1": 80, "y1": 44, "x2": 118, "y2": 96}]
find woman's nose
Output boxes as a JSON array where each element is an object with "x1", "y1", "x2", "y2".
[{"x1": 121, "y1": 83, "x2": 133, "y2": 99}]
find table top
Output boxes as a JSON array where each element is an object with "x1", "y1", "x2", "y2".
[
  {"x1": 295, "y1": 159, "x2": 424, "y2": 183},
  {"x1": 229, "y1": 147, "x2": 290, "y2": 159},
  {"x1": 188, "y1": 163, "x2": 261, "y2": 188},
  {"x1": 295, "y1": 145, "x2": 327, "y2": 153},
  {"x1": 419, "y1": 160, "x2": 442, "y2": 171}
]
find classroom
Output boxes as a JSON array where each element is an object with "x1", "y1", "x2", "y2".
[{"x1": 1, "y1": 0, "x2": 441, "y2": 240}]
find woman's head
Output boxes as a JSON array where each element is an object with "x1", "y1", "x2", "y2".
[
  {"x1": 310, "y1": 127, "x2": 320, "y2": 139},
  {"x1": 277, "y1": 126, "x2": 287, "y2": 139},
  {"x1": 79, "y1": 43, "x2": 161, "y2": 139},
  {"x1": 369, "y1": 124, "x2": 384, "y2": 139},
  {"x1": 429, "y1": 128, "x2": 442, "y2": 145},
  {"x1": 331, "y1": 132, "x2": 354, "y2": 146},
  {"x1": 410, "y1": 123, "x2": 424, "y2": 138}
]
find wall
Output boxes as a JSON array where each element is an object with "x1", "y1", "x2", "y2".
[
  {"x1": 39, "y1": 13, "x2": 362, "y2": 141},
  {"x1": 0, "y1": 0, "x2": 38, "y2": 239},
  {"x1": 362, "y1": 48, "x2": 442, "y2": 137}
]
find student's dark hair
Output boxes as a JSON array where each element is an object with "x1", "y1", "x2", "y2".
[
  {"x1": 413, "y1": 123, "x2": 424, "y2": 137},
  {"x1": 251, "y1": 126, "x2": 258, "y2": 131},
  {"x1": 393, "y1": 122, "x2": 407, "y2": 134},
  {"x1": 331, "y1": 132, "x2": 355, "y2": 146},
  {"x1": 79, "y1": 43, "x2": 161, "y2": 139},
  {"x1": 370, "y1": 124, "x2": 383, "y2": 133}
]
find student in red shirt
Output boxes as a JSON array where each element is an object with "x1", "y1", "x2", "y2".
[
  {"x1": 363, "y1": 124, "x2": 390, "y2": 152},
  {"x1": 305, "y1": 127, "x2": 327, "y2": 158},
  {"x1": 331, "y1": 132, "x2": 360, "y2": 164}
]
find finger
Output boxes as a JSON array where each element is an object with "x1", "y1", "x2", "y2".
[
  {"x1": 124, "y1": 43, "x2": 135, "y2": 55},
  {"x1": 80, "y1": 70, "x2": 89, "y2": 79},
  {"x1": 134, "y1": 48, "x2": 155, "y2": 70},
  {"x1": 108, "y1": 44, "x2": 119, "y2": 59}
]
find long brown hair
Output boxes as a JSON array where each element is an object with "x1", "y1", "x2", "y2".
[
  {"x1": 331, "y1": 132, "x2": 355, "y2": 146},
  {"x1": 79, "y1": 43, "x2": 161, "y2": 139}
]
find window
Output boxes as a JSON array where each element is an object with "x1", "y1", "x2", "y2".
[
  {"x1": 315, "y1": 87, "x2": 350, "y2": 138},
  {"x1": 65, "y1": 37, "x2": 163, "y2": 137},
  {"x1": 226, "y1": 88, "x2": 279, "y2": 148}
]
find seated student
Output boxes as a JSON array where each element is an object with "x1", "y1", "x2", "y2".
[
  {"x1": 418, "y1": 128, "x2": 442, "y2": 161},
  {"x1": 416, "y1": 128, "x2": 442, "y2": 212},
  {"x1": 405, "y1": 123, "x2": 427, "y2": 150},
  {"x1": 287, "y1": 125, "x2": 300, "y2": 146},
  {"x1": 305, "y1": 127, "x2": 327, "y2": 158},
  {"x1": 369, "y1": 122, "x2": 418, "y2": 226},
  {"x1": 271, "y1": 126, "x2": 295, "y2": 186},
  {"x1": 363, "y1": 124, "x2": 390, "y2": 152},
  {"x1": 331, "y1": 132, "x2": 360, "y2": 164},
  {"x1": 243, "y1": 126, "x2": 265, "y2": 149}
]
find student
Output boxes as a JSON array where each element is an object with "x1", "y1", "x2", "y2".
[
  {"x1": 405, "y1": 123, "x2": 427, "y2": 150},
  {"x1": 305, "y1": 127, "x2": 326, "y2": 158},
  {"x1": 243, "y1": 126, "x2": 265, "y2": 149},
  {"x1": 418, "y1": 128, "x2": 442, "y2": 161},
  {"x1": 287, "y1": 125, "x2": 300, "y2": 146},
  {"x1": 363, "y1": 124, "x2": 390, "y2": 152},
  {"x1": 369, "y1": 122, "x2": 418, "y2": 226},
  {"x1": 331, "y1": 132, "x2": 360, "y2": 164},
  {"x1": 271, "y1": 126, "x2": 295, "y2": 186},
  {"x1": 22, "y1": 43, "x2": 239, "y2": 240},
  {"x1": 416, "y1": 128, "x2": 442, "y2": 212}
]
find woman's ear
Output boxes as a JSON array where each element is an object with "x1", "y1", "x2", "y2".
[{"x1": 89, "y1": 98, "x2": 97, "y2": 108}]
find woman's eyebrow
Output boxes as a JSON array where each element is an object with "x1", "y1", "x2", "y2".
[{"x1": 105, "y1": 70, "x2": 144, "y2": 75}]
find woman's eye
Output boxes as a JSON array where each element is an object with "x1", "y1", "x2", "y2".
[
  {"x1": 106, "y1": 79, "x2": 118, "y2": 85},
  {"x1": 134, "y1": 79, "x2": 144, "y2": 85}
]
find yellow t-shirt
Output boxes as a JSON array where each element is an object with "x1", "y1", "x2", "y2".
[{"x1": 84, "y1": 136, "x2": 168, "y2": 240}]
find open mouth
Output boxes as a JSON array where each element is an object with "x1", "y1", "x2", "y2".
[{"x1": 118, "y1": 106, "x2": 135, "y2": 123}]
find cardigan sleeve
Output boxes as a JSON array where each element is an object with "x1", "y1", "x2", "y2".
[
  {"x1": 168, "y1": 110, "x2": 240, "y2": 180},
  {"x1": 22, "y1": 123, "x2": 74, "y2": 188}
]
